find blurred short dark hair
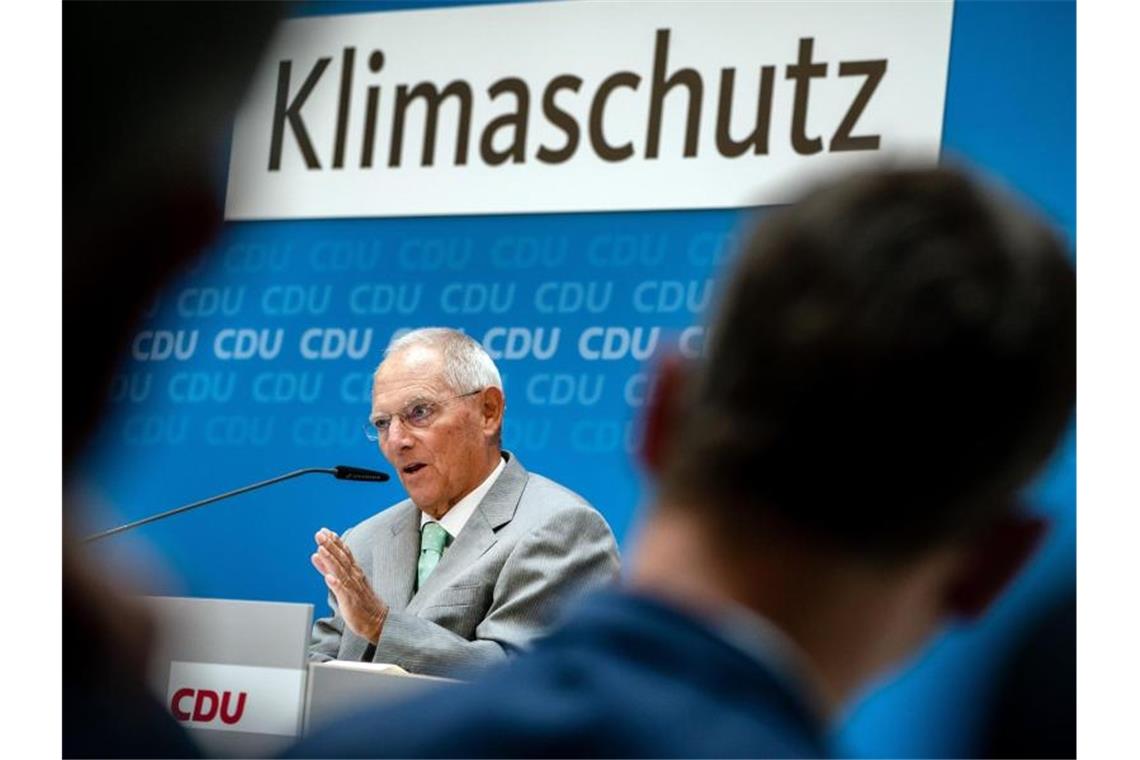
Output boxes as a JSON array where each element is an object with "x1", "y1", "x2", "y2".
[
  {"x1": 660, "y1": 167, "x2": 1075, "y2": 560},
  {"x1": 64, "y1": 1, "x2": 286, "y2": 467}
]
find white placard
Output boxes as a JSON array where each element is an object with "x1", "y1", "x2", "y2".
[
  {"x1": 225, "y1": 0, "x2": 953, "y2": 219},
  {"x1": 166, "y1": 661, "x2": 306, "y2": 737}
]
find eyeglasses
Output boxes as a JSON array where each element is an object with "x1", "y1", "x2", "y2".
[{"x1": 363, "y1": 389, "x2": 483, "y2": 442}]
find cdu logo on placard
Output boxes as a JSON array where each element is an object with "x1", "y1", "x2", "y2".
[
  {"x1": 166, "y1": 661, "x2": 306, "y2": 736},
  {"x1": 170, "y1": 688, "x2": 248, "y2": 726}
]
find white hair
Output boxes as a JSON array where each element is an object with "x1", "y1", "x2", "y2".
[{"x1": 380, "y1": 327, "x2": 503, "y2": 394}]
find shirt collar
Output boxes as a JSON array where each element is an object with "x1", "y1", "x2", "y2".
[{"x1": 420, "y1": 455, "x2": 506, "y2": 538}]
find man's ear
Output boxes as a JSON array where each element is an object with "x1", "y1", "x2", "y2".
[
  {"x1": 639, "y1": 353, "x2": 687, "y2": 475},
  {"x1": 481, "y1": 386, "x2": 506, "y2": 438},
  {"x1": 944, "y1": 511, "x2": 1048, "y2": 620}
]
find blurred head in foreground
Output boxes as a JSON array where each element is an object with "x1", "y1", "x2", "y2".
[
  {"x1": 65, "y1": 1, "x2": 284, "y2": 470},
  {"x1": 64, "y1": 3, "x2": 284, "y2": 757},
  {"x1": 640, "y1": 165, "x2": 1075, "y2": 708},
  {"x1": 294, "y1": 166, "x2": 1075, "y2": 759}
]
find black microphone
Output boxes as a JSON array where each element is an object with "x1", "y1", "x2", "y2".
[
  {"x1": 81, "y1": 465, "x2": 390, "y2": 544},
  {"x1": 333, "y1": 465, "x2": 390, "y2": 482}
]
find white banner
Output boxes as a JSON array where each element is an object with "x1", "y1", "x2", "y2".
[
  {"x1": 225, "y1": 0, "x2": 953, "y2": 220},
  {"x1": 166, "y1": 661, "x2": 306, "y2": 737}
]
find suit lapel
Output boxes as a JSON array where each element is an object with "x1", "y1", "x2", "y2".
[
  {"x1": 476, "y1": 452, "x2": 528, "y2": 531},
  {"x1": 372, "y1": 501, "x2": 419, "y2": 612},
  {"x1": 406, "y1": 453, "x2": 529, "y2": 613}
]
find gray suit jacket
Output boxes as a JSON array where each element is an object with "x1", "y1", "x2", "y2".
[{"x1": 308, "y1": 452, "x2": 620, "y2": 677}]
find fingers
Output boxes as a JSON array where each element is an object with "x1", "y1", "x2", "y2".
[
  {"x1": 323, "y1": 532, "x2": 357, "y2": 568},
  {"x1": 310, "y1": 549, "x2": 328, "y2": 574},
  {"x1": 311, "y1": 552, "x2": 331, "y2": 575},
  {"x1": 312, "y1": 544, "x2": 345, "y2": 589},
  {"x1": 312, "y1": 529, "x2": 352, "y2": 599},
  {"x1": 322, "y1": 550, "x2": 358, "y2": 586},
  {"x1": 313, "y1": 529, "x2": 352, "y2": 573},
  {"x1": 312, "y1": 553, "x2": 345, "y2": 604},
  {"x1": 316, "y1": 529, "x2": 357, "y2": 568},
  {"x1": 312, "y1": 529, "x2": 374, "y2": 607}
]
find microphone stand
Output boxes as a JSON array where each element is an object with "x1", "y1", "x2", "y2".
[{"x1": 82, "y1": 466, "x2": 386, "y2": 544}]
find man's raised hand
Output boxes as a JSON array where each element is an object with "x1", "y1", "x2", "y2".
[{"x1": 311, "y1": 528, "x2": 388, "y2": 644}]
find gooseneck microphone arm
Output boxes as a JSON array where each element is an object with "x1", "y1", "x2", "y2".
[{"x1": 81, "y1": 465, "x2": 389, "y2": 544}]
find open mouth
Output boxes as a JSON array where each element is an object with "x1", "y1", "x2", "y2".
[{"x1": 402, "y1": 463, "x2": 427, "y2": 476}]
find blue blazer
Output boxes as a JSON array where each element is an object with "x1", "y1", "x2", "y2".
[{"x1": 292, "y1": 589, "x2": 830, "y2": 758}]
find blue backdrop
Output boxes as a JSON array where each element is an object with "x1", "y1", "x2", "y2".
[{"x1": 80, "y1": 2, "x2": 1075, "y2": 756}]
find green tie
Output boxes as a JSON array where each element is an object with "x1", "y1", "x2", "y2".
[{"x1": 417, "y1": 522, "x2": 450, "y2": 590}]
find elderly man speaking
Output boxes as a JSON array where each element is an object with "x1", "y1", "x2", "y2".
[{"x1": 308, "y1": 327, "x2": 620, "y2": 676}]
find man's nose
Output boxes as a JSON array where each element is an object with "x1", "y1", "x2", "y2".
[{"x1": 384, "y1": 415, "x2": 416, "y2": 450}]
